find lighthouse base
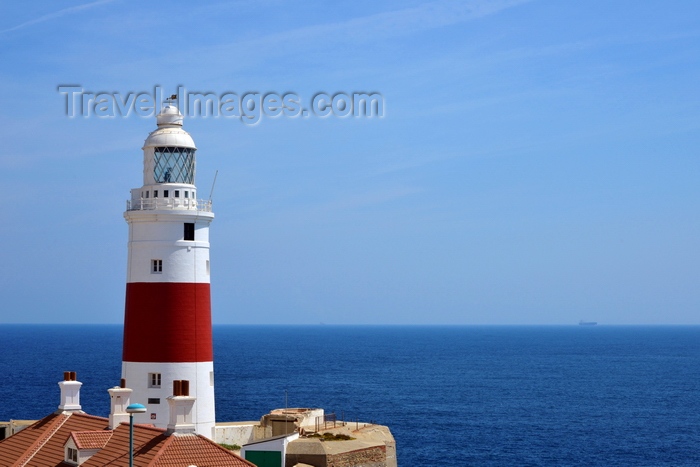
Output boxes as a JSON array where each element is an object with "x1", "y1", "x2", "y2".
[{"x1": 121, "y1": 361, "x2": 215, "y2": 439}]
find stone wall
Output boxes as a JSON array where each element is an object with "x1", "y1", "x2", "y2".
[
  {"x1": 327, "y1": 445, "x2": 387, "y2": 467},
  {"x1": 286, "y1": 444, "x2": 388, "y2": 467}
]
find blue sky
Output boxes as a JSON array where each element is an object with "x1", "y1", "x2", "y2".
[{"x1": 0, "y1": 0, "x2": 698, "y2": 324}]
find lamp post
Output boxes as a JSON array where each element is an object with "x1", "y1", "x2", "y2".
[{"x1": 126, "y1": 403, "x2": 147, "y2": 467}]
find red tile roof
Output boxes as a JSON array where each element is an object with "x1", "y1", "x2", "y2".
[
  {"x1": 0, "y1": 412, "x2": 254, "y2": 467},
  {"x1": 81, "y1": 423, "x2": 170, "y2": 467},
  {"x1": 0, "y1": 412, "x2": 70, "y2": 467},
  {"x1": 70, "y1": 430, "x2": 113, "y2": 449},
  {"x1": 0, "y1": 412, "x2": 108, "y2": 467},
  {"x1": 151, "y1": 434, "x2": 256, "y2": 467}
]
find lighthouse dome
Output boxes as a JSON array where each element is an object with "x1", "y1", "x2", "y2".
[
  {"x1": 143, "y1": 127, "x2": 196, "y2": 149},
  {"x1": 143, "y1": 105, "x2": 196, "y2": 149},
  {"x1": 156, "y1": 104, "x2": 183, "y2": 126}
]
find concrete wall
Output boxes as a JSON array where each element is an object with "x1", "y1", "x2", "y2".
[
  {"x1": 295, "y1": 409, "x2": 324, "y2": 429},
  {"x1": 214, "y1": 422, "x2": 257, "y2": 446},
  {"x1": 263, "y1": 408, "x2": 325, "y2": 435}
]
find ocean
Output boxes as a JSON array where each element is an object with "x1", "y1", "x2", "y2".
[{"x1": 1, "y1": 325, "x2": 699, "y2": 466}]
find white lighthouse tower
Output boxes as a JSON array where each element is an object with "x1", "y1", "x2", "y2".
[{"x1": 121, "y1": 103, "x2": 216, "y2": 438}]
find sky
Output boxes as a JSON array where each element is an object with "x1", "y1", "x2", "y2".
[{"x1": 0, "y1": 0, "x2": 698, "y2": 325}]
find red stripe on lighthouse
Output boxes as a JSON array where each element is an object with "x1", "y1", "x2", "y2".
[{"x1": 123, "y1": 282, "x2": 213, "y2": 362}]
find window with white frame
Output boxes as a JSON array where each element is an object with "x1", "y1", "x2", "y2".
[
  {"x1": 151, "y1": 259, "x2": 162, "y2": 273},
  {"x1": 148, "y1": 373, "x2": 161, "y2": 388},
  {"x1": 66, "y1": 447, "x2": 78, "y2": 464}
]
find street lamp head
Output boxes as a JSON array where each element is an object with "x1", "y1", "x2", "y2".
[
  {"x1": 126, "y1": 403, "x2": 147, "y2": 414},
  {"x1": 126, "y1": 403, "x2": 146, "y2": 467}
]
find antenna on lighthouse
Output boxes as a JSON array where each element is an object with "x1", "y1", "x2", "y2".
[{"x1": 209, "y1": 170, "x2": 218, "y2": 201}]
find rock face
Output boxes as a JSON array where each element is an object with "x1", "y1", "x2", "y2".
[{"x1": 286, "y1": 423, "x2": 397, "y2": 467}]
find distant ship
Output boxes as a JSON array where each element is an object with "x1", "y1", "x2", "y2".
[{"x1": 579, "y1": 320, "x2": 598, "y2": 326}]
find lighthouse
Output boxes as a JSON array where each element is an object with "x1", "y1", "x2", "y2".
[{"x1": 121, "y1": 103, "x2": 216, "y2": 438}]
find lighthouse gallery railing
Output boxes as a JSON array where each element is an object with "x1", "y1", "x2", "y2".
[{"x1": 126, "y1": 198, "x2": 212, "y2": 212}]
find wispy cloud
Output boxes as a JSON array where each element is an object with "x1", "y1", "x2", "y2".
[
  {"x1": 0, "y1": 0, "x2": 115, "y2": 34},
  {"x1": 146, "y1": 0, "x2": 533, "y2": 69},
  {"x1": 252, "y1": 0, "x2": 532, "y2": 45}
]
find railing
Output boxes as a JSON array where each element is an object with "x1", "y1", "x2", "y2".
[
  {"x1": 314, "y1": 413, "x2": 343, "y2": 432},
  {"x1": 126, "y1": 198, "x2": 213, "y2": 212}
]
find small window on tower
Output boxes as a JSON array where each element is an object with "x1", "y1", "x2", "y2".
[
  {"x1": 184, "y1": 223, "x2": 195, "y2": 241},
  {"x1": 151, "y1": 259, "x2": 163, "y2": 273},
  {"x1": 148, "y1": 373, "x2": 161, "y2": 388},
  {"x1": 184, "y1": 191, "x2": 189, "y2": 198},
  {"x1": 145, "y1": 191, "x2": 149, "y2": 198},
  {"x1": 148, "y1": 398, "x2": 161, "y2": 404},
  {"x1": 206, "y1": 260, "x2": 210, "y2": 275},
  {"x1": 153, "y1": 190, "x2": 158, "y2": 198},
  {"x1": 174, "y1": 190, "x2": 180, "y2": 198},
  {"x1": 163, "y1": 190, "x2": 169, "y2": 197}
]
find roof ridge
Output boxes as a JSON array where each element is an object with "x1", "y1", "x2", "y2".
[
  {"x1": 145, "y1": 432, "x2": 174, "y2": 466},
  {"x1": 11, "y1": 414, "x2": 70, "y2": 467}
]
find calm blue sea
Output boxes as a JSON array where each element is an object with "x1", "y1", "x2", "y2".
[{"x1": 1, "y1": 325, "x2": 699, "y2": 466}]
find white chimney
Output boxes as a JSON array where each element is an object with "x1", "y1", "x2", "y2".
[
  {"x1": 108, "y1": 378, "x2": 133, "y2": 429},
  {"x1": 58, "y1": 371, "x2": 82, "y2": 413},
  {"x1": 166, "y1": 380, "x2": 196, "y2": 436}
]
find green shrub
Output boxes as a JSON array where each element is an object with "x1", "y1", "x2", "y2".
[
  {"x1": 219, "y1": 443, "x2": 242, "y2": 450},
  {"x1": 312, "y1": 432, "x2": 355, "y2": 441}
]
